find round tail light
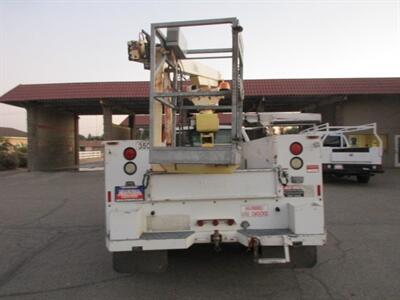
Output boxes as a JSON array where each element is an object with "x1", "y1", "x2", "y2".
[
  {"x1": 197, "y1": 220, "x2": 204, "y2": 227},
  {"x1": 290, "y1": 142, "x2": 303, "y2": 155},
  {"x1": 290, "y1": 157, "x2": 304, "y2": 170},
  {"x1": 123, "y1": 147, "x2": 137, "y2": 160},
  {"x1": 212, "y1": 219, "x2": 219, "y2": 226},
  {"x1": 123, "y1": 162, "x2": 137, "y2": 175}
]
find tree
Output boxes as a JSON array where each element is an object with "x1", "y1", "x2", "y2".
[
  {"x1": 0, "y1": 137, "x2": 13, "y2": 152},
  {"x1": 0, "y1": 138, "x2": 19, "y2": 170}
]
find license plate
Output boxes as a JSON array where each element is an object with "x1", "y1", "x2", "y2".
[
  {"x1": 283, "y1": 185, "x2": 305, "y2": 197},
  {"x1": 334, "y1": 164, "x2": 344, "y2": 170}
]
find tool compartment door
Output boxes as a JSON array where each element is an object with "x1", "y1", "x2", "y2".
[{"x1": 147, "y1": 169, "x2": 277, "y2": 201}]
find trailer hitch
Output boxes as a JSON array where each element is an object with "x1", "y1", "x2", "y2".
[
  {"x1": 211, "y1": 230, "x2": 222, "y2": 252},
  {"x1": 248, "y1": 237, "x2": 260, "y2": 260}
]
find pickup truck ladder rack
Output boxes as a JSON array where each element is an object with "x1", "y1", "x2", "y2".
[
  {"x1": 301, "y1": 122, "x2": 379, "y2": 135},
  {"x1": 301, "y1": 122, "x2": 383, "y2": 154}
]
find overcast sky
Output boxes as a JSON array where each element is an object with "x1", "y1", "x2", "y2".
[{"x1": 1, "y1": 0, "x2": 399, "y2": 136}]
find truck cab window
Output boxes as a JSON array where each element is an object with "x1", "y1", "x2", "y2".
[{"x1": 323, "y1": 136, "x2": 341, "y2": 147}]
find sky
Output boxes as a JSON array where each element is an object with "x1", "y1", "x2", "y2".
[{"x1": 1, "y1": 0, "x2": 399, "y2": 136}]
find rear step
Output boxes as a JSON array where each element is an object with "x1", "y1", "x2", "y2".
[
  {"x1": 257, "y1": 236, "x2": 292, "y2": 264},
  {"x1": 237, "y1": 229, "x2": 295, "y2": 264}
]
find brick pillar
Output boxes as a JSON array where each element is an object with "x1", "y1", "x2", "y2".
[
  {"x1": 26, "y1": 104, "x2": 38, "y2": 172},
  {"x1": 74, "y1": 114, "x2": 80, "y2": 169},
  {"x1": 26, "y1": 105, "x2": 76, "y2": 171}
]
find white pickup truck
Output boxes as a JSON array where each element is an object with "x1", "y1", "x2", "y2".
[{"x1": 302, "y1": 123, "x2": 384, "y2": 183}]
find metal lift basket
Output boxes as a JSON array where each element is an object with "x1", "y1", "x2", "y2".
[{"x1": 147, "y1": 18, "x2": 244, "y2": 165}]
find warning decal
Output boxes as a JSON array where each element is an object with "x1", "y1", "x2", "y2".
[{"x1": 241, "y1": 205, "x2": 268, "y2": 217}]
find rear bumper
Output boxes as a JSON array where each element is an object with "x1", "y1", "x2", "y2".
[
  {"x1": 323, "y1": 164, "x2": 384, "y2": 175},
  {"x1": 106, "y1": 229, "x2": 327, "y2": 252}
]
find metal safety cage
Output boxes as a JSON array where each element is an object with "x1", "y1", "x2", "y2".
[{"x1": 148, "y1": 18, "x2": 244, "y2": 165}]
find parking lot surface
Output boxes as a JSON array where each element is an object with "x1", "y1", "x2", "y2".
[{"x1": 0, "y1": 169, "x2": 399, "y2": 300}]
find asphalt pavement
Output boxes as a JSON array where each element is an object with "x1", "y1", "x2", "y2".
[{"x1": 0, "y1": 169, "x2": 399, "y2": 299}]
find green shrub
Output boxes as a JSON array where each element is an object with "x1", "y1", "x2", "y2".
[
  {"x1": 16, "y1": 145, "x2": 27, "y2": 153},
  {"x1": 16, "y1": 151, "x2": 27, "y2": 168},
  {"x1": 0, "y1": 151, "x2": 19, "y2": 170},
  {"x1": 0, "y1": 138, "x2": 13, "y2": 152},
  {"x1": 14, "y1": 145, "x2": 28, "y2": 168}
]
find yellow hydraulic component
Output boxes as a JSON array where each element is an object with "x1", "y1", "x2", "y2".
[
  {"x1": 195, "y1": 112, "x2": 219, "y2": 147},
  {"x1": 199, "y1": 133, "x2": 214, "y2": 148},
  {"x1": 196, "y1": 113, "x2": 219, "y2": 133}
]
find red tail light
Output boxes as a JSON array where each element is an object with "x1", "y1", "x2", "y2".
[
  {"x1": 226, "y1": 219, "x2": 235, "y2": 226},
  {"x1": 107, "y1": 191, "x2": 112, "y2": 203},
  {"x1": 123, "y1": 147, "x2": 137, "y2": 160},
  {"x1": 197, "y1": 220, "x2": 204, "y2": 227},
  {"x1": 317, "y1": 184, "x2": 321, "y2": 196},
  {"x1": 290, "y1": 142, "x2": 303, "y2": 155},
  {"x1": 212, "y1": 219, "x2": 219, "y2": 226}
]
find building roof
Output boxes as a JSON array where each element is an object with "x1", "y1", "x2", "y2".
[
  {"x1": 0, "y1": 82, "x2": 148, "y2": 102},
  {"x1": 0, "y1": 127, "x2": 27, "y2": 138},
  {"x1": 244, "y1": 78, "x2": 400, "y2": 96},
  {"x1": 1, "y1": 78, "x2": 400, "y2": 104}
]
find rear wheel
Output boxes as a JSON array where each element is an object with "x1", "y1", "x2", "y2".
[
  {"x1": 113, "y1": 250, "x2": 168, "y2": 273},
  {"x1": 357, "y1": 174, "x2": 370, "y2": 183},
  {"x1": 290, "y1": 246, "x2": 317, "y2": 268}
]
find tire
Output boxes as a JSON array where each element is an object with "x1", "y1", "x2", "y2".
[
  {"x1": 113, "y1": 250, "x2": 168, "y2": 273},
  {"x1": 357, "y1": 174, "x2": 370, "y2": 183},
  {"x1": 322, "y1": 174, "x2": 330, "y2": 182},
  {"x1": 290, "y1": 246, "x2": 317, "y2": 268},
  {"x1": 260, "y1": 246, "x2": 317, "y2": 268}
]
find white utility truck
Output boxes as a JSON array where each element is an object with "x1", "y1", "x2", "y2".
[
  {"x1": 302, "y1": 123, "x2": 384, "y2": 183},
  {"x1": 245, "y1": 112, "x2": 321, "y2": 136},
  {"x1": 105, "y1": 18, "x2": 326, "y2": 273}
]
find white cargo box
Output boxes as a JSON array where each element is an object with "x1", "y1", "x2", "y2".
[
  {"x1": 288, "y1": 202, "x2": 324, "y2": 234},
  {"x1": 109, "y1": 208, "x2": 144, "y2": 240}
]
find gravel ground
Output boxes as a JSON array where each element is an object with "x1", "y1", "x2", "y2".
[{"x1": 0, "y1": 169, "x2": 399, "y2": 300}]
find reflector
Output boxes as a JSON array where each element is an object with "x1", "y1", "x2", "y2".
[
  {"x1": 197, "y1": 220, "x2": 204, "y2": 226},
  {"x1": 226, "y1": 219, "x2": 235, "y2": 226}
]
